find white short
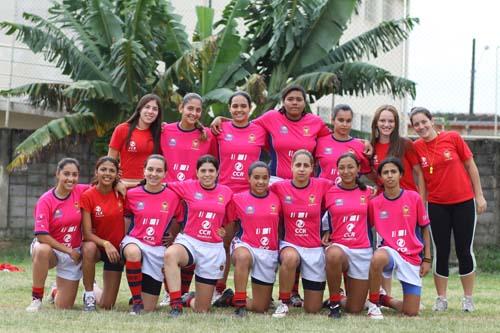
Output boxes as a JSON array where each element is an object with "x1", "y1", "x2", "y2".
[
  {"x1": 380, "y1": 246, "x2": 422, "y2": 287},
  {"x1": 174, "y1": 233, "x2": 226, "y2": 280},
  {"x1": 231, "y1": 238, "x2": 279, "y2": 284},
  {"x1": 327, "y1": 243, "x2": 372, "y2": 280},
  {"x1": 30, "y1": 239, "x2": 82, "y2": 281},
  {"x1": 121, "y1": 235, "x2": 165, "y2": 282},
  {"x1": 279, "y1": 241, "x2": 325, "y2": 283}
]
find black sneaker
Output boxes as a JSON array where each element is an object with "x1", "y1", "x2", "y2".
[
  {"x1": 169, "y1": 306, "x2": 183, "y2": 318},
  {"x1": 322, "y1": 299, "x2": 330, "y2": 309},
  {"x1": 129, "y1": 303, "x2": 144, "y2": 315},
  {"x1": 329, "y1": 303, "x2": 342, "y2": 319},
  {"x1": 181, "y1": 291, "x2": 195, "y2": 307},
  {"x1": 212, "y1": 288, "x2": 234, "y2": 308},
  {"x1": 234, "y1": 307, "x2": 247, "y2": 318}
]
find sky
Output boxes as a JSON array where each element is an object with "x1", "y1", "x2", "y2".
[{"x1": 408, "y1": 0, "x2": 500, "y2": 114}]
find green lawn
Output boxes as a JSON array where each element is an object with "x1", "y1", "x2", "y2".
[{"x1": 1, "y1": 240, "x2": 499, "y2": 333}]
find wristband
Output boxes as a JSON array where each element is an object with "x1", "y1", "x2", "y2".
[{"x1": 422, "y1": 257, "x2": 432, "y2": 263}]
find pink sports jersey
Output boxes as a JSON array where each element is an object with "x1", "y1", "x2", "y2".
[
  {"x1": 325, "y1": 185, "x2": 371, "y2": 249},
  {"x1": 217, "y1": 121, "x2": 267, "y2": 193},
  {"x1": 271, "y1": 178, "x2": 332, "y2": 248},
  {"x1": 254, "y1": 110, "x2": 331, "y2": 179},
  {"x1": 34, "y1": 184, "x2": 90, "y2": 249},
  {"x1": 227, "y1": 191, "x2": 281, "y2": 250},
  {"x1": 315, "y1": 135, "x2": 371, "y2": 181},
  {"x1": 168, "y1": 180, "x2": 233, "y2": 243},
  {"x1": 369, "y1": 190, "x2": 430, "y2": 265},
  {"x1": 160, "y1": 122, "x2": 217, "y2": 182},
  {"x1": 125, "y1": 185, "x2": 182, "y2": 246}
]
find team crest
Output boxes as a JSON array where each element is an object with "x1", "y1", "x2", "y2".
[
  {"x1": 443, "y1": 150, "x2": 452, "y2": 160},
  {"x1": 403, "y1": 205, "x2": 410, "y2": 216},
  {"x1": 218, "y1": 194, "x2": 225, "y2": 204},
  {"x1": 360, "y1": 195, "x2": 366, "y2": 205},
  {"x1": 246, "y1": 206, "x2": 255, "y2": 214},
  {"x1": 74, "y1": 202, "x2": 79, "y2": 209},
  {"x1": 308, "y1": 194, "x2": 316, "y2": 204},
  {"x1": 285, "y1": 195, "x2": 293, "y2": 204},
  {"x1": 420, "y1": 157, "x2": 429, "y2": 167},
  {"x1": 192, "y1": 139, "x2": 200, "y2": 149},
  {"x1": 248, "y1": 133, "x2": 256, "y2": 143},
  {"x1": 303, "y1": 126, "x2": 310, "y2": 136},
  {"x1": 270, "y1": 204, "x2": 277, "y2": 214},
  {"x1": 161, "y1": 202, "x2": 169, "y2": 212}
]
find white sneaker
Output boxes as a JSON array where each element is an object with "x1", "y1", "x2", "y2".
[
  {"x1": 462, "y1": 296, "x2": 475, "y2": 312},
  {"x1": 272, "y1": 301, "x2": 289, "y2": 318},
  {"x1": 367, "y1": 301, "x2": 384, "y2": 320},
  {"x1": 83, "y1": 292, "x2": 97, "y2": 312},
  {"x1": 47, "y1": 282, "x2": 57, "y2": 304},
  {"x1": 432, "y1": 296, "x2": 448, "y2": 311},
  {"x1": 211, "y1": 289, "x2": 222, "y2": 305},
  {"x1": 159, "y1": 293, "x2": 170, "y2": 307},
  {"x1": 26, "y1": 298, "x2": 42, "y2": 312}
]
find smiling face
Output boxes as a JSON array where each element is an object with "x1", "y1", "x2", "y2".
[
  {"x1": 95, "y1": 161, "x2": 118, "y2": 188},
  {"x1": 138, "y1": 100, "x2": 159, "y2": 129},
  {"x1": 197, "y1": 162, "x2": 218, "y2": 188},
  {"x1": 333, "y1": 109, "x2": 353, "y2": 138},
  {"x1": 144, "y1": 158, "x2": 166, "y2": 188},
  {"x1": 411, "y1": 112, "x2": 436, "y2": 141},
  {"x1": 380, "y1": 162, "x2": 401, "y2": 190},
  {"x1": 337, "y1": 156, "x2": 359, "y2": 186},
  {"x1": 377, "y1": 110, "x2": 396, "y2": 139},
  {"x1": 56, "y1": 163, "x2": 79, "y2": 194},
  {"x1": 283, "y1": 90, "x2": 306, "y2": 120},
  {"x1": 180, "y1": 98, "x2": 203, "y2": 129},
  {"x1": 229, "y1": 95, "x2": 251, "y2": 125},
  {"x1": 291, "y1": 153, "x2": 314, "y2": 184},
  {"x1": 249, "y1": 167, "x2": 270, "y2": 196}
]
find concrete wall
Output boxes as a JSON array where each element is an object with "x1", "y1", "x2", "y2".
[{"x1": 1, "y1": 129, "x2": 499, "y2": 247}]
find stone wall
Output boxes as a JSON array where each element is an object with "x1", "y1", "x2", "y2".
[{"x1": 1, "y1": 129, "x2": 499, "y2": 246}]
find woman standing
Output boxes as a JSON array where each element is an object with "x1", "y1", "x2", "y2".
[
  {"x1": 366, "y1": 157, "x2": 431, "y2": 319},
  {"x1": 163, "y1": 155, "x2": 233, "y2": 316},
  {"x1": 121, "y1": 155, "x2": 183, "y2": 314},
  {"x1": 80, "y1": 157, "x2": 125, "y2": 311},
  {"x1": 108, "y1": 94, "x2": 163, "y2": 188},
  {"x1": 271, "y1": 150, "x2": 333, "y2": 318},
  {"x1": 27, "y1": 158, "x2": 88, "y2": 312},
  {"x1": 322, "y1": 153, "x2": 373, "y2": 319},
  {"x1": 410, "y1": 107, "x2": 486, "y2": 312}
]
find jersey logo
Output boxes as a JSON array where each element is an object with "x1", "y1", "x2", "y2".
[
  {"x1": 146, "y1": 226, "x2": 155, "y2": 236},
  {"x1": 344, "y1": 223, "x2": 356, "y2": 239},
  {"x1": 161, "y1": 202, "x2": 169, "y2": 212},
  {"x1": 63, "y1": 234, "x2": 72, "y2": 243},
  {"x1": 324, "y1": 147, "x2": 333, "y2": 155},
  {"x1": 137, "y1": 202, "x2": 145, "y2": 210},
  {"x1": 280, "y1": 126, "x2": 288, "y2": 134},
  {"x1": 194, "y1": 192, "x2": 203, "y2": 200},
  {"x1": 248, "y1": 133, "x2": 256, "y2": 143},
  {"x1": 380, "y1": 211, "x2": 389, "y2": 219},
  {"x1": 360, "y1": 195, "x2": 367, "y2": 205},
  {"x1": 74, "y1": 202, "x2": 79, "y2": 209},
  {"x1": 308, "y1": 194, "x2": 316, "y2": 205},
  {"x1": 284, "y1": 195, "x2": 293, "y2": 204},
  {"x1": 270, "y1": 204, "x2": 277, "y2": 214},
  {"x1": 303, "y1": 126, "x2": 310, "y2": 136},
  {"x1": 169, "y1": 138, "x2": 176, "y2": 147},
  {"x1": 192, "y1": 139, "x2": 200, "y2": 149},
  {"x1": 217, "y1": 194, "x2": 225, "y2": 204},
  {"x1": 54, "y1": 209, "x2": 63, "y2": 219},
  {"x1": 95, "y1": 205, "x2": 104, "y2": 217},
  {"x1": 128, "y1": 140, "x2": 137, "y2": 152},
  {"x1": 260, "y1": 236, "x2": 270, "y2": 247},
  {"x1": 246, "y1": 206, "x2": 255, "y2": 214},
  {"x1": 224, "y1": 133, "x2": 233, "y2": 141},
  {"x1": 443, "y1": 150, "x2": 452, "y2": 160},
  {"x1": 402, "y1": 205, "x2": 410, "y2": 216},
  {"x1": 335, "y1": 198, "x2": 344, "y2": 206},
  {"x1": 420, "y1": 156, "x2": 429, "y2": 167}
]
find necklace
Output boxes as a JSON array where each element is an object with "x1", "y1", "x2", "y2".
[{"x1": 424, "y1": 132, "x2": 440, "y2": 174}]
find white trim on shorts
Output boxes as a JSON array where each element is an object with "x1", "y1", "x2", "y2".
[
  {"x1": 326, "y1": 243, "x2": 372, "y2": 280},
  {"x1": 30, "y1": 239, "x2": 82, "y2": 281},
  {"x1": 380, "y1": 246, "x2": 422, "y2": 287},
  {"x1": 279, "y1": 241, "x2": 325, "y2": 282},
  {"x1": 174, "y1": 233, "x2": 226, "y2": 280},
  {"x1": 120, "y1": 235, "x2": 166, "y2": 282},
  {"x1": 231, "y1": 238, "x2": 278, "y2": 284}
]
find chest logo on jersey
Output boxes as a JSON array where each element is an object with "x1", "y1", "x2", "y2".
[
  {"x1": 360, "y1": 195, "x2": 367, "y2": 205},
  {"x1": 270, "y1": 204, "x2": 278, "y2": 214},
  {"x1": 246, "y1": 206, "x2": 255, "y2": 214},
  {"x1": 248, "y1": 133, "x2": 256, "y2": 143},
  {"x1": 324, "y1": 147, "x2": 333, "y2": 155},
  {"x1": 37, "y1": 214, "x2": 45, "y2": 221},
  {"x1": 194, "y1": 192, "x2": 203, "y2": 200},
  {"x1": 402, "y1": 205, "x2": 410, "y2": 216},
  {"x1": 280, "y1": 126, "x2": 288, "y2": 134},
  {"x1": 308, "y1": 194, "x2": 316, "y2": 205},
  {"x1": 335, "y1": 199, "x2": 344, "y2": 206},
  {"x1": 443, "y1": 150, "x2": 452, "y2": 160},
  {"x1": 303, "y1": 126, "x2": 311, "y2": 136},
  {"x1": 169, "y1": 138, "x2": 177, "y2": 147},
  {"x1": 161, "y1": 202, "x2": 169, "y2": 212},
  {"x1": 136, "y1": 202, "x2": 145, "y2": 210},
  {"x1": 192, "y1": 139, "x2": 200, "y2": 150},
  {"x1": 420, "y1": 156, "x2": 429, "y2": 167},
  {"x1": 218, "y1": 194, "x2": 225, "y2": 205},
  {"x1": 95, "y1": 205, "x2": 104, "y2": 217},
  {"x1": 128, "y1": 140, "x2": 137, "y2": 152},
  {"x1": 344, "y1": 223, "x2": 356, "y2": 239},
  {"x1": 63, "y1": 234, "x2": 72, "y2": 243},
  {"x1": 285, "y1": 195, "x2": 293, "y2": 204},
  {"x1": 54, "y1": 209, "x2": 63, "y2": 219},
  {"x1": 74, "y1": 202, "x2": 80, "y2": 209},
  {"x1": 224, "y1": 133, "x2": 234, "y2": 141},
  {"x1": 380, "y1": 211, "x2": 389, "y2": 219}
]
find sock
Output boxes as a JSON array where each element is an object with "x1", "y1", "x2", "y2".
[
  {"x1": 233, "y1": 291, "x2": 246, "y2": 308},
  {"x1": 32, "y1": 286, "x2": 44, "y2": 300},
  {"x1": 329, "y1": 293, "x2": 342, "y2": 304},
  {"x1": 126, "y1": 261, "x2": 143, "y2": 305},
  {"x1": 380, "y1": 294, "x2": 393, "y2": 307},
  {"x1": 215, "y1": 281, "x2": 226, "y2": 294},
  {"x1": 279, "y1": 292, "x2": 291, "y2": 305},
  {"x1": 169, "y1": 290, "x2": 182, "y2": 309},
  {"x1": 369, "y1": 292, "x2": 380, "y2": 306},
  {"x1": 292, "y1": 270, "x2": 300, "y2": 294},
  {"x1": 181, "y1": 264, "x2": 195, "y2": 294}
]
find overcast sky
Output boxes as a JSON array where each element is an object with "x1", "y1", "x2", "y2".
[{"x1": 408, "y1": 0, "x2": 500, "y2": 114}]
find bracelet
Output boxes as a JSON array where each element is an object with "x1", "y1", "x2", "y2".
[{"x1": 422, "y1": 257, "x2": 432, "y2": 263}]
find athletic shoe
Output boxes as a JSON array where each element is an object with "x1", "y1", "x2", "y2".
[
  {"x1": 169, "y1": 306, "x2": 183, "y2": 318},
  {"x1": 211, "y1": 289, "x2": 222, "y2": 305},
  {"x1": 26, "y1": 298, "x2": 42, "y2": 312},
  {"x1": 432, "y1": 296, "x2": 448, "y2": 312},
  {"x1": 159, "y1": 293, "x2": 170, "y2": 307},
  {"x1": 290, "y1": 293, "x2": 303, "y2": 307},
  {"x1": 234, "y1": 307, "x2": 247, "y2": 318},
  {"x1": 328, "y1": 303, "x2": 342, "y2": 319},
  {"x1": 462, "y1": 296, "x2": 475, "y2": 312},
  {"x1": 367, "y1": 302, "x2": 384, "y2": 320},
  {"x1": 48, "y1": 282, "x2": 57, "y2": 304},
  {"x1": 129, "y1": 303, "x2": 144, "y2": 315},
  {"x1": 181, "y1": 291, "x2": 195, "y2": 307},
  {"x1": 268, "y1": 297, "x2": 276, "y2": 310},
  {"x1": 212, "y1": 288, "x2": 234, "y2": 308},
  {"x1": 83, "y1": 294, "x2": 97, "y2": 312},
  {"x1": 272, "y1": 301, "x2": 289, "y2": 318}
]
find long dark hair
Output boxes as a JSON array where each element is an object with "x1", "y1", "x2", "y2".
[
  {"x1": 91, "y1": 156, "x2": 120, "y2": 187},
  {"x1": 337, "y1": 152, "x2": 366, "y2": 190},
  {"x1": 125, "y1": 94, "x2": 162, "y2": 154},
  {"x1": 138, "y1": 154, "x2": 167, "y2": 186}
]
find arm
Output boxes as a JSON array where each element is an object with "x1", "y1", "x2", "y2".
[
  {"x1": 463, "y1": 158, "x2": 487, "y2": 214},
  {"x1": 362, "y1": 140, "x2": 373, "y2": 157},
  {"x1": 36, "y1": 234, "x2": 81, "y2": 264},
  {"x1": 210, "y1": 116, "x2": 231, "y2": 135},
  {"x1": 107, "y1": 147, "x2": 119, "y2": 159},
  {"x1": 82, "y1": 210, "x2": 121, "y2": 263},
  {"x1": 420, "y1": 226, "x2": 431, "y2": 277},
  {"x1": 412, "y1": 164, "x2": 427, "y2": 202}
]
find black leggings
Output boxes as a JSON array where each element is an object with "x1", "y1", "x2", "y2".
[{"x1": 428, "y1": 199, "x2": 476, "y2": 277}]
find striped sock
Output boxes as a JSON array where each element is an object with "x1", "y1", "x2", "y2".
[
  {"x1": 32, "y1": 286, "x2": 44, "y2": 300},
  {"x1": 126, "y1": 261, "x2": 143, "y2": 305},
  {"x1": 181, "y1": 264, "x2": 195, "y2": 294},
  {"x1": 279, "y1": 292, "x2": 291, "y2": 305},
  {"x1": 169, "y1": 290, "x2": 182, "y2": 309},
  {"x1": 233, "y1": 291, "x2": 246, "y2": 308},
  {"x1": 329, "y1": 293, "x2": 342, "y2": 304}
]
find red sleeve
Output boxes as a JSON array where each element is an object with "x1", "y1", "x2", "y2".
[
  {"x1": 452, "y1": 132, "x2": 473, "y2": 161},
  {"x1": 124, "y1": 197, "x2": 133, "y2": 217},
  {"x1": 109, "y1": 123, "x2": 128, "y2": 150},
  {"x1": 368, "y1": 201, "x2": 375, "y2": 227},
  {"x1": 207, "y1": 131, "x2": 218, "y2": 157},
  {"x1": 317, "y1": 120, "x2": 331, "y2": 138},
  {"x1": 404, "y1": 140, "x2": 419, "y2": 167},
  {"x1": 226, "y1": 199, "x2": 238, "y2": 223},
  {"x1": 79, "y1": 189, "x2": 93, "y2": 213},
  {"x1": 173, "y1": 201, "x2": 185, "y2": 223}
]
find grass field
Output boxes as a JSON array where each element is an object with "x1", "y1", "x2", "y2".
[{"x1": 1, "y1": 240, "x2": 499, "y2": 333}]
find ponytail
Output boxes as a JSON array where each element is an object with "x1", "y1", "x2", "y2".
[{"x1": 195, "y1": 120, "x2": 208, "y2": 141}]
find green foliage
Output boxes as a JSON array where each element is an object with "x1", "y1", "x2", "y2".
[{"x1": 475, "y1": 245, "x2": 500, "y2": 273}]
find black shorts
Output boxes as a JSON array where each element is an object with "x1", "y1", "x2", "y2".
[{"x1": 100, "y1": 249, "x2": 124, "y2": 272}]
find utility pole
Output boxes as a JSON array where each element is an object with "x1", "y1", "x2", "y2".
[{"x1": 469, "y1": 38, "x2": 476, "y2": 115}]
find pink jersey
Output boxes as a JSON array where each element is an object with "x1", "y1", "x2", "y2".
[
  {"x1": 160, "y1": 122, "x2": 217, "y2": 182},
  {"x1": 325, "y1": 185, "x2": 371, "y2": 249},
  {"x1": 315, "y1": 135, "x2": 371, "y2": 181},
  {"x1": 34, "y1": 184, "x2": 90, "y2": 249},
  {"x1": 369, "y1": 190, "x2": 430, "y2": 265},
  {"x1": 217, "y1": 121, "x2": 267, "y2": 193},
  {"x1": 125, "y1": 185, "x2": 182, "y2": 246},
  {"x1": 254, "y1": 110, "x2": 330, "y2": 179},
  {"x1": 271, "y1": 178, "x2": 332, "y2": 248},
  {"x1": 227, "y1": 191, "x2": 282, "y2": 250},
  {"x1": 168, "y1": 180, "x2": 233, "y2": 243}
]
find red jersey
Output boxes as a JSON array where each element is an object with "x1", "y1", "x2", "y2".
[
  {"x1": 109, "y1": 122, "x2": 154, "y2": 179},
  {"x1": 217, "y1": 121, "x2": 267, "y2": 193},
  {"x1": 227, "y1": 191, "x2": 281, "y2": 250},
  {"x1": 168, "y1": 180, "x2": 233, "y2": 243},
  {"x1": 271, "y1": 178, "x2": 332, "y2": 248},
  {"x1": 80, "y1": 187, "x2": 125, "y2": 249},
  {"x1": 34, "y1": 184, "x2": 90, "y2": 249},
  {"x1": 315, "y1": 135, "x2": 371, "y2": 181},
  {"x1": 325, "y1": 185, "x2": 371, "y2": 249},
  {"x1": 125, "y1": 185, "x2": 182, "y2": 246},
  {"x1": 373, "y1": 141, "x2": 419, "y2": 191},
  {"x1": 160, "y1": 122, "x2": 217, "y2": 182},
  {"x1": 254, "y1": 110, "x2": 331, "y2": 179},
  {"x1": 369, "y1": 190, "x2": 429, "y2": 265},
  {"x1": 413, "y1": 131, "x2": 474, "y2": 204}
]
